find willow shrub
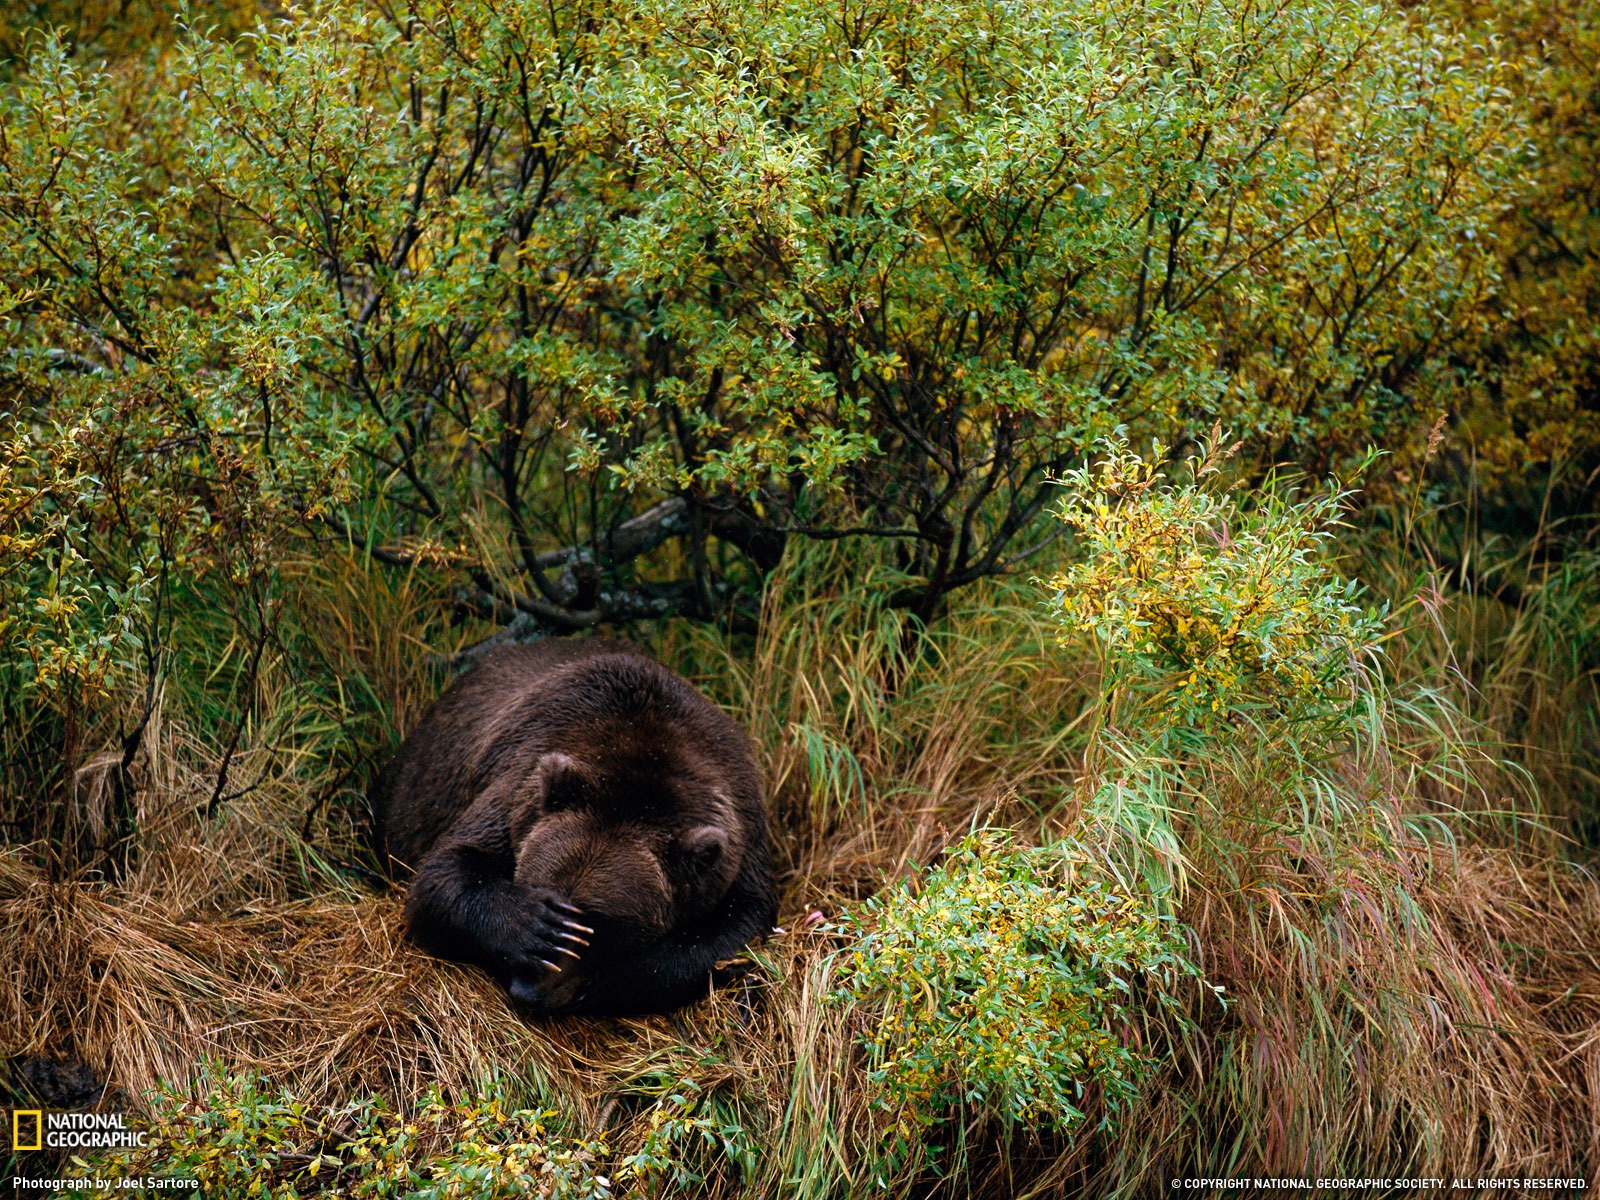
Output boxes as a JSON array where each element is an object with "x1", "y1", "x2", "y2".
[
  {"x1": 1443, "y1": 0, "x2": 1600, "y2": 507},
  {"x1": 0, "y1": 0, "x2": 1525, "y2": 853},
  {"x1": 835, "y1": 829, "x2": 1201, "y2": 1182},
  {"x1": 69, "y1": 1065, "x2": 754, "y2": 1199},
  {"x1": 70, "y1": 1070, "x2": 614, "y2": 1199},
  {"x1": 1045, "y1": 433, "x2": 1392, "y2": 893}
]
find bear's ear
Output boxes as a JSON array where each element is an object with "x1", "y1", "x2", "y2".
[
  {"x1": 532, "y1": 752, "x2": 589, "y2": 813},
  {"x1": 679, "y1": 824, "x2": 730, "y2": 873}
]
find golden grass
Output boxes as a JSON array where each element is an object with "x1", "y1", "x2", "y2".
[
  {"x1": 0, "y1": 834, "x2": 889, "y2": 1186},
  {"x1": 4, "y1": 828, "x2": 1593, "y2": 1189},
  {"x1": 1159, "y1": 833, "x2": 1600, "y2": 1176}
]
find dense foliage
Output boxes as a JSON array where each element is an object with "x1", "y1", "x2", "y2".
[
  {"x1": 2, "y1": 0, "x2": 1597, "y2": 1193},
  {"x1": 1047, "y1": 434, "x2": 1392, "y2": 889},
  {"x1": 1451, "y1": 0, "x2": 1600, "y2": 509},
  {"x1": 1050, "y1": 433, "x2": 1381, "y2": 738},
  {"x1": 1, "y1": 0, "x2": 1522, "y2": 728},
  {"x1": 68, "y1": 1066, "x2": 752, "y2": 1198}
]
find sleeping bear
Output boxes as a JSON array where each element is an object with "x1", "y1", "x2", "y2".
[{"x1": 372, "y1": 638, "x2": 776, "y2": 1016}]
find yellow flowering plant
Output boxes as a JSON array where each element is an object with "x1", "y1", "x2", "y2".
[{"x1": 1047, "y1": 432, "x2": 1390, "y2": 899}]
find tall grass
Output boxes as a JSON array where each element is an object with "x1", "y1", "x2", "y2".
[
  {"x1": 1388, "y1": 549, "x2": 1600, "y2": 852},
  {"x1": 1041, "y1": 439, "x2": 1599, "y2": 1183},
  {"x1": 662, "y1": 542, "x2": 1092, "y2": 894}
]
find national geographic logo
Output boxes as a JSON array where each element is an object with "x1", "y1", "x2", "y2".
[
  {"x1": 9, "y1": 1109, "x2": 147, "y2": 1150},
  {"x1": 12, "y1": 1110, "x2": 41, "y2": 1151}
]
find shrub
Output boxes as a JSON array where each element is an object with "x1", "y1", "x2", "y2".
[
  {"x1": 1045, "y1": 432, "x2": 1393, "y2": 894},
  {"x1": 73, "y1": 1070, "x2": 612, "y2": 1198},
  {"x1": 834, "y1": 829, "x2": 1201, "y2": 1179},
  {"x1": 0, "y1": 0, "x2": 1521, "y2": 647},
  {"x1": 0, "y1": 0, "x2": 1527, "y2": 863},
  {"x1": 69, "y1": 1066, "x2": 756, "y2": 1199},
  {"x1": 1048, "y1": 431, "x2": 1383, "y2": 738},
  {"x1": 1441, "y1": 0, "x2": 1600, "y2": 512}
]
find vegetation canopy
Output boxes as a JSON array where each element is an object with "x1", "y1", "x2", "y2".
[{"x1": 1, "y1": 0, "x2": 1518, "y2": 663}]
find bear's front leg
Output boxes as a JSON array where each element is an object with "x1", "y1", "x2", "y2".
[{"x1": 405, "y1": 841, "x2": 593, "y2": 999}]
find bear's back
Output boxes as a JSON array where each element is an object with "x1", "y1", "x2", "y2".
[{"x1": 372, "y1": 638, "x2": 758, "y2": 871}]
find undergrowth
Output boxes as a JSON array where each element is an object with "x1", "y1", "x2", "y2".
[
  {"x1": 2, "y1": 442, "x2": 1597, "y2": 1195},
  {"x1": 67, "y1": 1066, "x2": 752, "y2": 1198}
]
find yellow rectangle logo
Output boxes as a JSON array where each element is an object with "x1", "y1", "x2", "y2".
[{"x1": 12, "y1": 1108, "x2": 43, "y2": 1151}]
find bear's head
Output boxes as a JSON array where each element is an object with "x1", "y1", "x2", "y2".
[{"x1": 509, "y1": 751, "x2": 744, "y2": 949}]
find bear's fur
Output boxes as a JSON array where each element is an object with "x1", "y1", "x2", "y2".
[{"x1": 372, "y1": 638, "x2": 776, "y2": 1016}]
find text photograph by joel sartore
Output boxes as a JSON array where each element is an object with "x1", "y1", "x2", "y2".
[{"x1": 1, "y1": 0, "x2": 1597, "y2": 1196}]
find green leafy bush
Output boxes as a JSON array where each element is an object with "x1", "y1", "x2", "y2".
[
  {"x1": 0, "y1": 0, "x2": 1530, "y2": 863},
  {"x1": 615, "y1": 1081, "x2": 754, "y2": 1198},
  {"x1": 68, "y1": 1066, "x2": 757, "y2": 1199},
  {"x1": 1048, "y1": 432, "x2": 1383, "y2": 738},
  {"x1": 1034, "y1": 435, "x2": 1596, "y2": 1182},
  {"x1": 0, "y1": 0, "x2": 1522, "y2": 648},
  {"x1": 1442, "y1": 0, "x2": 1600, "y2": 506},
  {"x1": 835, "y1": 829, "x2": 1201, "y2": 1176},
  {"x1": 71, "y1": 1070, "x2": 610, "y2": 1198}
]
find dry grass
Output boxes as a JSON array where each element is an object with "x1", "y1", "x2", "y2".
[
  {"x1": 2, "y1": 544, "x2": 1598, "y2": 1194},
  {"x1": 1149, "y1": 829, "x2": 1600, "y2": 1178},
  {"x1": 4, "y1": 821, "x2": 1593, "y2": 1191}
]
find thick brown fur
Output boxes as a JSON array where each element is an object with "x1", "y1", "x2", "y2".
[{"x1": 372, "y1": 638, "x2": 775, "y2": 1016}]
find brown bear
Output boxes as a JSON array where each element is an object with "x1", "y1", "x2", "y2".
[{"x1": 372, "y1": 637, "x2": 776, "y2": 1016}]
